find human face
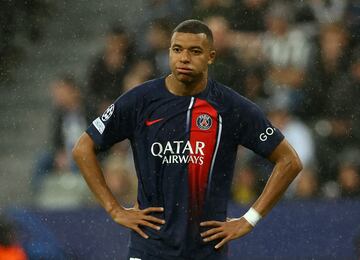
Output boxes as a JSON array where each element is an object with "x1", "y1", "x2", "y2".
[
  {"x1": 169, "y1": 32, "x2": 215, "y2": 84},
  {"x1": 266, "y1": 17, "x2": 288, "y2": 36}
]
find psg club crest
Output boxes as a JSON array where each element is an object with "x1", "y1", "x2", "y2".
[
  {"x1": 101, "y1": 104, "x2": 114, "y2": 121},
  {"x1": 196, "y1": 114, "x2": 212, "y2": 130}
]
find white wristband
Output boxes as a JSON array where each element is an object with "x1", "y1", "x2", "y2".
[{"x1": 243, "y1": 207, "x2": 262, "y2": 227}]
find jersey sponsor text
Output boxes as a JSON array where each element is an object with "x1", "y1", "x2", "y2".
[{"x1": 151, "y1": 140, "x2": 205, "y2": 165}]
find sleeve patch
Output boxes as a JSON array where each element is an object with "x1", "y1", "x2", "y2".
[
  {"x1": 93, "y1": 117, "x2": 105, "y2": 134},
  {"x1": 101, "y1": 104, "x2": 115, "y2": 121}
]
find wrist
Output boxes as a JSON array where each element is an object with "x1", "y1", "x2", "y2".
[
  {"x1": 105, "y1": 203, "x2": 123, "y2": 215},
  {"x1": 242, "y1": 207, "x2": 262, "y2": 227}
]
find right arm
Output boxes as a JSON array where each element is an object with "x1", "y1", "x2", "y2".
[{"x1": 72, "y1": 132, "x2": 165, "y2": 238}]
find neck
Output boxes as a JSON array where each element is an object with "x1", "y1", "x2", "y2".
[{"x1": 165, "y1": 74, "x2": 208, "y2": 96}]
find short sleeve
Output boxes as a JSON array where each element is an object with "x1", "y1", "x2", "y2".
[
  {"x1": 236, "y1": 100, "x2": 284, "y2": 158},
  {"x1": 86, "y1": 90, "x2": 138, "y2": 150}
]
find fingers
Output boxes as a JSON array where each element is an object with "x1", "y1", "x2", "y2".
[
  {"x1": 201, "y1": 218, "x2": 252, "y2": 249},
  {"x1": 142, "y1": 207, "x2": 166, "y2": 225},
  {"x1": 203, "y1": 231, "x2": 226, "y2": 242},
  {"x1": 200, "y1": 227, "x2": 222, "y2": 238},
  {"x1": 133, "y1": 226, "x2": 149, "y2": 239},
  {"x1": 200, "y1": 221, "x2": 222, "y2": 227},
  {"x1": 125, "y1": 207, "x2": 166, "y2": 239},
  {"x1": 138, "y1": 220, "x2": 161, "y2": 231},
  {"x1": 134, "y1": 207, "x2": 166, "y2": 233},
  {"x1": 144, "y1": 215, "x2": 166, "y2": 224},
  {"x1": 215, "y1": 237, "x2": 231, "y2": 249},
  {"x1": 143, "y1": 207, "x2": 164, "y2": 214}
]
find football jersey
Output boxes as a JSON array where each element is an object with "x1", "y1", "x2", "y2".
[{"x1": 86, "y1": 77, "x2": 284, "y2": 258}]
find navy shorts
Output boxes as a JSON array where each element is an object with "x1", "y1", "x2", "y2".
[{"x1": 127, "y1": 247, "x2": 228, "y2": 260}]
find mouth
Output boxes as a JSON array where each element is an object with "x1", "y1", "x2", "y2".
[{"x1": 176, "y1": 67, "x2": 193, "y2": 74}]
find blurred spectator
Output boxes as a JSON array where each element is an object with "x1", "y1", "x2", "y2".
[
  {"x1": 135, "y1": 0, "x2": 192, "y2": 53},
  {"x1": 231, "y1": 32, "x2": 263, "y2": 68},
  {"x1": 338, "y1": 163, "x2": 360, "y2": 198},
  {"x1": 266, "y1": 98, "x2": 317, "y2": 199},
  {"x1": 261, "y1": 1, "x2": 311, "y2": 113},
  {"x1": 228, "y1": 1, "x2": 269, "y2": 67},
  {"x1": 308, "y1": 0, "x2": 347, "y2": 24},
  {"x1": 294, "y1": 168, "x2": 319, "y2": 199},
  {"x1": 122, "y1": 60, "x2": 154, "y2": 92},
  {"x1": 0, "y1": 216, "x2": 27, "y2": 260},
  {"x1": 313, "y1": 46, "x2": 360, "y2": 183},
  {"x1": 232, "y1": 165, "x2": 259, "y2": 205},
  {"x1": 86, "y1": 24, "x2": 135, "y2": 119},
  {"x1": 232, "y1": 0, "x2": 269, "y2": 31},
  {"x1": 32, "y1": 76, "x2": 87, "y2": 194},
  {"x1": 142, "y1": 18, "x2": 172, "y2": 77},
  {"x1": 267, "y1": 100, "x2": 316, "y2": 169},
  {"x1": 0, "y1": 0, "x2": 52, "y2": 82},
  {"x1": 139, "y1": 0, "x2": 192, "y2": 23},
  {"x1": 328, "y1": 149, "x2": 360, "y2": 197},
  {"x1": 349, "y1": 46, "x2": 360, "y2": 141},
  {"x1": 303, "y1": 23, "x2": 350, "y2": 120},
  {"x1": 324, "y1": 46, "x2": 360, "y2": 132},
  {"x1": 205, "y1": 16, "x2": 244, "y2": 92},
  {"x1": 322, "y1": 148, "x2": 360, "y2": 198},
  {"x1": 193, "y1": 0, "x2": 232, "y2": 16},
  {"x1": 203, "y1": 0, "x2": 263, "y2": 66},
  {"x1": 290, "y1": 2, "x2": 319, "y2": 38},
  {"x1": 345, "y1": 0, "x2": 360, "y2": 45},
  {"x1": 241, "y1": 66, "x2": 268, "y2": 107},
  {"x1": 103, "y1": 155, "x2": 137, "y2": 207},
  {"x1": 192, "y1": 0, "x2": 238, "y2": 28},
  {"x1": 292, "y1": 1, "x2": 315, "y2": 24}
]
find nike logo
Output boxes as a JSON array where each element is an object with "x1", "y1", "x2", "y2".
[{"x1": 145, "y1": 118, "x2": 164, "y2": 126}]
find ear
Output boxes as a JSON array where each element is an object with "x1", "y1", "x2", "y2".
[{"x1": 208, "y1": 50, "x2": 216, "y2": 65}]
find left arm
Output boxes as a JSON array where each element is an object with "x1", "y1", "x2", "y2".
[{"x1": 201, "y1": 139, "x2": 302, "y2": 249}]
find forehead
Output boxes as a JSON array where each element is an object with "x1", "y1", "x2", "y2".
[{"x1": 170, "y1": 32, "x2": 210, "y2": 48}]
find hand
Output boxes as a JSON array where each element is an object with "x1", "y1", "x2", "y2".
[
  {"x1": 200, "y1": 217, "x2": 253, "y2": 249},
  {"x1": 109, "y1": 206, "x2": 165, "y2": 239}
]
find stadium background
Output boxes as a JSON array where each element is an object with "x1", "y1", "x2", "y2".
[{"x1": 0, "y1": 0, "x2": 359, "y2": 259}]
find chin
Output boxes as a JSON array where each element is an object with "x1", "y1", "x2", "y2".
[{"x1": 176, "y1": 74, "x2": 193, "y2": 83}]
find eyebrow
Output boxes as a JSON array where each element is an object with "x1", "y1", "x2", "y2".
[{"x1": 171, "y1": 44, "x2": 204, "y2": 50}]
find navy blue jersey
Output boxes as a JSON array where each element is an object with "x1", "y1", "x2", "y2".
[{"x1": 86, "y1": 77, "x2": 284, "y2": 258}]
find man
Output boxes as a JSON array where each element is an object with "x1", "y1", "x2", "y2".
[
  {"x1": 86, "y1": 24, "x2": 135, "y2": 120},
  {"x1": 73, "y1": 20, "x2": 302, "y2": 260},
  {"x1": 32, "y1": 76, "x2": 86, "y2": 194}
]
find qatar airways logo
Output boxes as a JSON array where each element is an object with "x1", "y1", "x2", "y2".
[{"x1": 151, "y1": 141, "x2": 205, "y2": 165}]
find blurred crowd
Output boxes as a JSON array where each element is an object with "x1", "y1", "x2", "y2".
[
  {"x1": 0, "y1": 0, "x2": 52, "y2": 83},
  {"x1": 32, "y1": 0, "x2": 360, "y2": 209}
]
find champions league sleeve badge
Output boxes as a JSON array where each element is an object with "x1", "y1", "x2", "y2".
[
  {"x1": 101, "y1": 104, "x2": 115, "y2": 121},
  {"x1": 196, "y1": 114, "x2": 212, "y2": 130}
]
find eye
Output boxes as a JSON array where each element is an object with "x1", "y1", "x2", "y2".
[
  {"x1": 172, "y1": 47, "x2": 181, "y2": 53},
  {"x1": 191, "y1": 49, "x2": 202, "y2": 55}
]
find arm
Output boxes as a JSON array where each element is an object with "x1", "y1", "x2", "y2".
[
  {"x1": 201, "y1": 139, "x2": 302, "y2": 248},
  {"x1": 252, "y1": 139, "x2": 303, "y2": 216},
  {"x1": 72, "y1": 132, "x2": 165, "y2": 238}
]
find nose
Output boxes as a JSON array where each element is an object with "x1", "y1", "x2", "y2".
[{"x1": 180, "y1": 50, "x2": 190, "y2": 63}]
